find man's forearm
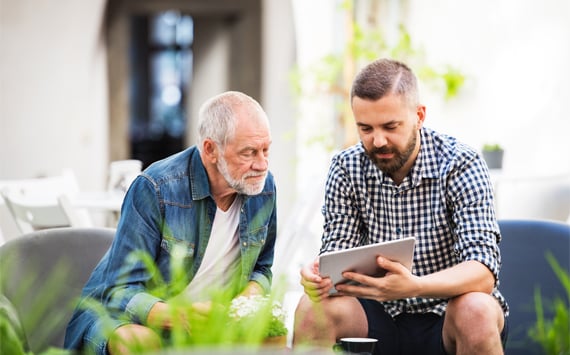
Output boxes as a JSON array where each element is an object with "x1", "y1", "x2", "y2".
[{"x1": 417, "y1": 260, "x2": 495, "y2": 298}]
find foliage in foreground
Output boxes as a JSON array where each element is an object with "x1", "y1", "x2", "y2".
[
  {"x1": 1, "y1": 246, "x2": 288, "y2": 354},
  {"x1": 528, "y1": 253, "x2": 570, "y2": 355}
]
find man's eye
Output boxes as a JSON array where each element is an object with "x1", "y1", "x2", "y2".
[
  {"x1": 242, "y1": 150, "x2": 256, "y2": 158},
  {"x1": 360, "y1": 126, "x2": 372, "y2": 132}
]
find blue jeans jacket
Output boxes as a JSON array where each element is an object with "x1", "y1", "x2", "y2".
[{"x1": 64, "y1": 146, "x2": 277, "y2": 354}]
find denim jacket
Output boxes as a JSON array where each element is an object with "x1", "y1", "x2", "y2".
[{"x1": 64, "y1": 146, "x2": 277, "y2": 354}]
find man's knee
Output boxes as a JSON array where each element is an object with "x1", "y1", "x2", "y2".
[
  {"x1": 443, "y1": 292, "x2": 505, "y2": 353},
  {"x1": 294, "y1": 295, "x2": 332, "y2": 333},
  {"x1": 446, "y1": 292, "x2": 503, "y2": 328},
  {"x1": 294, "y1": 295, "x2": 361, "y2": 328},
  {"x1": 293, "y1": 295, "x2": 367, "y2": 346}
]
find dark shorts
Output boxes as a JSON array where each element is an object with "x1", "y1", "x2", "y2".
[{"x1": 358, "y1": 299, "x2": 508, "y2": 355}]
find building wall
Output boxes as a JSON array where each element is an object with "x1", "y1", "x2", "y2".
[{"x1": 0, "y1": 0, "x2": 109, "y2": 188}]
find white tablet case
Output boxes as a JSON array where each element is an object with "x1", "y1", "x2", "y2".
[{"x1": 319, "y1": 237, "x2": 416, "y2": 294}]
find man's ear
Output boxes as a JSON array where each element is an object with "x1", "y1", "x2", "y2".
[
  {"x1": 416, "y1": 105, "x2": 426, "y2": 129},
  {"x1": 202, "y1": 139, "x2": 219, "y2": 164}
]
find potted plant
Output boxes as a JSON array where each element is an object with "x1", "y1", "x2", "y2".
[{"x1": 482, "y1": 143, "x2": 504, "y2": 170}]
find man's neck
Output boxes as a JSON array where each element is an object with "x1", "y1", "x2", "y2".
[
  {"x1": 390, "y1": 135, "x2": 421, "y2": 185},
  {"x1": 213, "y1": 192, "x2": 237, "y2": 211}
]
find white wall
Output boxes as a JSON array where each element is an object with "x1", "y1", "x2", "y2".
[
  {"x1": 406, "y1": 0, "x2": 570, "y2": 176},
  {"x1": 0, "y1": 0, "x2": 109, "y2": 189}
]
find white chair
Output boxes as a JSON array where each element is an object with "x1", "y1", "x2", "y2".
[
  {"x1": 0, "y1": 190, "x2": 90, "y2": 235},
  {"x1": 107, "y1": 159, "x2": 142, "y2": 193},
  {"x1": 0, "y1": 170, "x2": 92, "y2": 237}
]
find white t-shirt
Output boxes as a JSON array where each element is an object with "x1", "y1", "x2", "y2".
[{"x1": 182, "y1": 196, "x2": 242, "y2": 302}]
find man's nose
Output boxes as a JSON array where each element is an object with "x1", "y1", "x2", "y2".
[
  {"x1": 373, "y1": 131, "x2": 388, "y2": 148},
  {"x1": 252, "y1": 152, "x2": 268, "y2": 171}
]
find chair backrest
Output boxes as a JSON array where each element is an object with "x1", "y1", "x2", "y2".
[
  {"x1": 1, "y1": 189, "x2": 92, "y2": 235},
  {"x1": 0, "y1": 227, "x2": 114, "y2": 353},
  {"x1": 0, "y1": 170, "x2": 92, "y2": 236},
  {"x1": 107, "y1": 159, "x2": 142, "y2": 193},
  {"x1": 498, "y1": 219, "x2": 570, "y2": 355}
]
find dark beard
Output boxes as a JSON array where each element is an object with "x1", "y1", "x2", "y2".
[{"x1": 365, "y1": 131, "x2": 417, "y2": 175}]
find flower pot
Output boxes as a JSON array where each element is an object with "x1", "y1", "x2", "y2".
[
  {"x1": 263, "y1": 335, "x2": 287, "y2": 348},
  {"x1": 482, "y1": 149, "x2": 504, "y2": 170}
]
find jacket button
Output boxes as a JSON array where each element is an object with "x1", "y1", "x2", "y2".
[{"x1": 242, "y1": 242, "x2": 247, "y2": 247}]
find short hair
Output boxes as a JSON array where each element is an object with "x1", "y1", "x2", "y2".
[
  {"x1": 350, "y1": 58, "x2": 419, "y2": 108},
  {"x1": 197, "y1": 91, "x2": 267, "y2": 151}
]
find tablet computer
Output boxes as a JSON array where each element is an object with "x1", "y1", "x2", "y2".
[{"x1": 319, "y1": 237, "x2": 416, "y2": 294}]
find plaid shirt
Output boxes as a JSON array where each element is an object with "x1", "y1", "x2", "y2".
[{"x1": 320, "y1": 127, "x2": 508, "y2": 317}]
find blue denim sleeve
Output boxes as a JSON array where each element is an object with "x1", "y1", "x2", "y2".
[
  {"x1": 244, "y1": 173, "x2": 278, "y2": 294},
  {"x1": 101, "y1": 176, "x2": 166, "y2": 322},
  {"x1": 250, "y1": 199, "x2": 277, "y2": 293}
]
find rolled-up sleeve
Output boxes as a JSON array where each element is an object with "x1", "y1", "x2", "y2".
[{"x1": 448, "y1": 153, "x2": 502, "y2": 282}]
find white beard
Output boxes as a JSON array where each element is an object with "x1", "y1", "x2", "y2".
[{"x1": 217, "y1": 155, "x2": 267, "y2": 195}]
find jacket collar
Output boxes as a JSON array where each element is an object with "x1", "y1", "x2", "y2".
[{"x1": 188, "y1": 146, "x2": 213, "y2": 201}]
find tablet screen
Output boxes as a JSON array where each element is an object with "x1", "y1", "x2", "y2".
[{"x1": 319, "y1": 237, "x2": 416, "y2": 294}]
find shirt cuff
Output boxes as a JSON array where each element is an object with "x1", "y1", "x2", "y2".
[
  {"x1": 249, "y1": 272, "x2": 271, "y2": 294},
  {"x1": 84, "y1": 316, "x2": 130, "y2": 355},
  {"x1": 125, "y1": 292, "x2": 163, "y2": 324}
]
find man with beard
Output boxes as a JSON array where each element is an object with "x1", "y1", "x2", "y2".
[
  {"x1": 64, "y1": 91, "x2": 276, "y2": 354},
  {"x1": 293, "y1": 59, "x2": 508, "y2": 355}
]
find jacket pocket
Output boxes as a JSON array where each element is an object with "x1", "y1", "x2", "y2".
[
  {"x1": 246, "y1": 225, "x2": 268, "y2": 247},
  {"x1": 160, "y1": 235, "x2": 195, "y2": 258}
]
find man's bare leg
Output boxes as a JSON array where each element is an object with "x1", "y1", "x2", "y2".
[
  {"x1": 293, "y1": 294, "x2": 368, "y2": 349},
  {"x1": 443, "y1": 292, "x2": 505, "y2": 355}
]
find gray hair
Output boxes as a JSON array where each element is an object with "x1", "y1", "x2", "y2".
[
  {"x1": 197, "y1": 91, "x2": 267, "y2": 151},
  {"x1": 350, "y1": 58, "x2": 419, "y2": 108}
]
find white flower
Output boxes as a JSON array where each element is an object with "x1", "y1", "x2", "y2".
[{"x1": 229, "y1": 295, "x2": 286, "y2": 322}]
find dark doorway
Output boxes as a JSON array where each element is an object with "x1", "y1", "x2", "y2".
[
  {"x1": 128, "y1": 11, "x2": 193, "y2": 169},
  {"x1": 106, "y1": 0, "x2": 262, "y2": 167}
]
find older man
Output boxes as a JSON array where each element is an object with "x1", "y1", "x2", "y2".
[{"x1": 65, "y1": 91, "x2": 276, "y2": 354}]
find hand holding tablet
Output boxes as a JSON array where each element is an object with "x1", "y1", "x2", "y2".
[{"x1": 318, "y1": 237, "x2": 416, "y2": 294}]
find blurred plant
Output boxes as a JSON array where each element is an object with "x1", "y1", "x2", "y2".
[
  {"x1": 77, "y1": 247, "x2": 288, "y2": 353},
  {"x1": 0, "y1": 252, "x2": 74, "y2": 355},
  {"x1": 528, "y1": 253, "x2": 570, "y2": 355},
  {"x1": 290, "y1": 0, "x2": 466, "y2": 149},
  {"x1": 482, "y1": 143, "x2": 503, "y2": 152},
  {"x1": 1, "y1": 242, "x2": 288, "y2": 354}
]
